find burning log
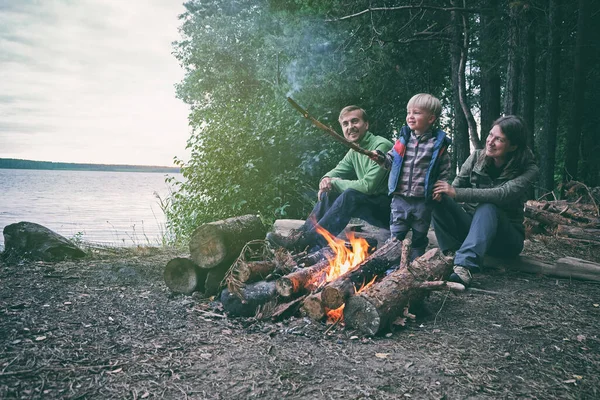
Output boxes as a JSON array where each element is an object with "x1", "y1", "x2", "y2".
[
  {"x1": 189, "y1": 215, "x2": 267, "y2": 269},
  {"x1": 320, "y1": 239, "x2": 403, "y2": 310},
  {"x1": 220, "y1": 281, "x2": 278, "y2": 317},
  {"x1": 275, "y1": 258, "x2": 330, "y2": 298},
  {"x1": 163, "y1": 257, "x2": 207, "y2": 295},
  {"x1": 344, "y1": 248, "x2": 453, "y2": 336}
]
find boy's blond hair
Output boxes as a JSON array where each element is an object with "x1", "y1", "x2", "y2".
[{"x1": 406, "y1": 93, "x2": 442, "y2": 119}]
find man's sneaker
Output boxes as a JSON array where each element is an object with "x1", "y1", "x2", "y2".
[
  {"x1": 449, "y1": 265, "x2": 472, "y2": 286},
  {"x1": 266, "y1": 229, "x2": 310, "y2": 251}
]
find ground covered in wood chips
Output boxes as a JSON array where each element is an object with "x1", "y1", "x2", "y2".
[{"x1": 1, "y1": 236, "x2": 600, "y2": 400}]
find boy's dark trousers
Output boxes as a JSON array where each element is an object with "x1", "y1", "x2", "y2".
[
  {"x1": 431, "y1": 195, "x2": 525, "y2": 271},
  {"x1": 301, "y1": 189, "x2": 391, "y2": 249}
]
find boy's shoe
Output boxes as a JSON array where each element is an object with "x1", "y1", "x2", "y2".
[
  {"x1": 266, "y1": 229, "x2": 310, "y2": 251},
  {"x1": 449, "y1": 265, "x2": 472, "y2": 286}
]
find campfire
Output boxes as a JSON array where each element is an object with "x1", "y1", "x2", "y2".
[{"x1": 164, "y1": 214, "x2": 456, "y2": 336}]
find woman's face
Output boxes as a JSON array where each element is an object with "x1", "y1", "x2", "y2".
[{"x1": 486, "y1": 125, "x2": 517, "y2": 162}]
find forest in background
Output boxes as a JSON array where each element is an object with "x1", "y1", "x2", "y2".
[{"x1": 164, "y1": 0, "x2": 600, "y2": 244}]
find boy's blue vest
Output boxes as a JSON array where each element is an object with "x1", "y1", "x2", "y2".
[{"x1": 388, "y1": 126, "x2": 452, "y2": 198}]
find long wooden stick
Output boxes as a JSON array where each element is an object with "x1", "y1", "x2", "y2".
[{"x1": 287, "y1": 97, "x2": 374, "y2": 157}]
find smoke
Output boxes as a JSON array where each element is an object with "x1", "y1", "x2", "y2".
[
  {"x1": 286, "y1": 60, "x2": 302, "y2": 98},
  {"x1": 285, "y1": 40, "x2": 333, "y2": 98}
]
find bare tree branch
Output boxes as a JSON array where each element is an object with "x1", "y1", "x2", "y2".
[{"x1": 327, "y1": 4, "x2": 492, "y2": 22}]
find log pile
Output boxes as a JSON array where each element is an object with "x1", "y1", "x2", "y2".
[
  {"x1": 164, "y1": 215, "x2": 268, "y2": 296},
  {"x1": 525, "y1": 199, "x2": 600, "y2": 243}
]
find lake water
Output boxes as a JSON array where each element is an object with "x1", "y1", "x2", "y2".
[{"x1": 0, "y1": 169, "x2": 182, "y2": 250}]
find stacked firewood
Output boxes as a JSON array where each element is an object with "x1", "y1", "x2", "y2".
[
  {"x1": 164, "y1": 215, "x2": 462, "y2": 335},
  {"x1": 524, "y1": 199, "x2": 600, "y2": 243}
]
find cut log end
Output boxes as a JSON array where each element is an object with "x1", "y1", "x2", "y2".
[
  {"x1": 344, "y1": 295, "x2": 381, "y2": 336},
  {"x1": 320, "y1": 285, "x2": 349, "y2": 310},
  {"x1": 164, "y1": 258, "x2": 205, "y2": 295},
  {"x1": 300, "y1": 293, "x2": 325, "y2": 321},
  {"x1": 190, "y1": 227, "x2": 226, "y2": 269},
  {"x1": 275, "y1": 278, "x2": 295, "y2": 298}
]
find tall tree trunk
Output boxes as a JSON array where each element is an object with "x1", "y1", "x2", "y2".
[
  {"x1": 479, "y1": 0, "x2": 501, "y2": 140},
  {"x1": 451, "y1": 8, "x2": 473, "y2": 169},
  {"x1": 562, "y1": 0, "x2": 588, "y2": 184},
  {"x1": 539, "y1": 0, "x2": 561, "y2": 195},
  {"x1": 519, "y1": 3, "x2": 537, "y2": 152},
  {"x1": 503, "y1": 3, "x2": 522, "y2": 115}
]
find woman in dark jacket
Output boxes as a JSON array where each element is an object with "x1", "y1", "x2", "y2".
[{"x1": 431, "y1": 115, "x2": 539, "y2": 286}]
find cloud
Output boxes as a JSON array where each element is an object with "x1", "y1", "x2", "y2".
[{"x1": 0, "y1": 0, "x2": 190, "y2": 166}]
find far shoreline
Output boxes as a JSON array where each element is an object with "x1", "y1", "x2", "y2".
[{"x1": 0, "y1": 158, "x2": 180, "y2": 174}]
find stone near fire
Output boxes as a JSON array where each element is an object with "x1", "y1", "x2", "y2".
[{"x1": 2, "y1": 221, "x2": 86, "y2": 262}]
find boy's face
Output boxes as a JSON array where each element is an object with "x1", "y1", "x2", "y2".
[
  {"x1": 339, "y1": 109, "x2": 369, "y2": 143},
  {"x1": 406, "y1": 107, "x2": 436, "y2": 134}
]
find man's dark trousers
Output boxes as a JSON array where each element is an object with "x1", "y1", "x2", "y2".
[{"x1": 301, "y1": 188, "x2": 391, "y2": 248}]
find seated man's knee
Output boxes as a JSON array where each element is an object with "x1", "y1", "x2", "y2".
[{"x1": 336, "y1": 188, "x2": 363, "y2": 205}]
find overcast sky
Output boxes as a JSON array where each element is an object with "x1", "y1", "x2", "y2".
[{"x1": 0, "y1": 0, "x2": 191, "y2": 167}]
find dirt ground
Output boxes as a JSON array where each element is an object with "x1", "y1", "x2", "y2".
[{"x1": 1, "y1": 234, "x2": 600, "y2": 400}]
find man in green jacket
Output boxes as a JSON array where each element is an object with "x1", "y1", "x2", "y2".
[{"x1": 268, "y1": 105, "x2": 393, "y2": 251}]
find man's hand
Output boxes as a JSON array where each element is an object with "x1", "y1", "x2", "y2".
[
  {"x1": 432, "y1": 180, "x2": 456, "y2": 201},
  {"x1": 368, "y1": 150, "x2": 385, "y2": 165},
  {"x1": 318, "y1": 177, "x2": 334, "y2": 199}
]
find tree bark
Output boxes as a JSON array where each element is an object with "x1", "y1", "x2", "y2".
[
  {"x1": 562, "y1": 0, "x2": 588, "y2": 184},
  {"x1": 232, "y1": 261, "x2": 276, "y2": 283},
  {"x1": 320, "y1": 239, "x2": 403, "y2": 309},
  {"x1": 275, "y1": 258, "x2": 331, "y2": 297},
  {"x1": 450, "y1": 8, "x2": 471, "y2": 170},
  {"x1": 485, "y1": 255, "x2": 600, "y2": 282},
  {"x1": 479, "y1": 0, "x2": 501, "y2": 143},
  {"x1": 220, "y1": 281, "x2": 277, "y2": 317},
  {"x1": 204, "y1": 264, "x2": 230, "y2": 297},
  {"x1": 556, "y1": 225, "x2": 600, "y2": 242},
  {"x1": 189, "y1": 214, "x2": 267, "y2": 269},
  {"x1": 344, "y1": 248, "x2": 453, "y2": 336},
  {"x1": 453, "y1": 8, "x2": 481, "y2": 150},
  {"x1": 538, "y1": 0, "x2": 561, "y2": 194},
  {"x1": 503, "y1": 3, "x2": 522, "y2": 115},
  {"x1": 163, "y1": 257, "x2": 207, "y2": 295},
  {"x1": 519, "y1": 3, "x2": 537, "y2": 152}
]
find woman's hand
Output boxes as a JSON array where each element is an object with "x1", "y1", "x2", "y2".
[{"x1": 433, "y1": 180, "x2": 456, "y2": 200}]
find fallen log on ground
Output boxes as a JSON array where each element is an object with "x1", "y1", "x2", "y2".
[
  {"x1": 556, "y1": 225, "x2": 600, "y2": 243},
  {"x1": 189, "y1": 215, "x2": 267, "y2": 269},
  {"x1": 220, "y1": 281, "x2": 278, "y2": 317},
  {"x1": 320, "y1": 239, "x2": 404, "y2": 310},
  {"x1": 485, "y1": 255, "x2": 600, "y2": 282},
  {"x1": 344, "y1": 248, "x2": 453, "y2": 336},
  {"x1": 163, "y1": 257, "x2": 207, "y2": 295}
]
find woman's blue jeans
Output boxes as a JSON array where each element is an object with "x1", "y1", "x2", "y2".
[{"x1": 431, "y1": 195, "x2": 524, "y2": 271}]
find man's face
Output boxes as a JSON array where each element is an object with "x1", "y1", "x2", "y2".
[{"x1": 339, "y1": 110, "x2": 369, "y2": 143}]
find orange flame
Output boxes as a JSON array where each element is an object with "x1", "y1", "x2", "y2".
[
  {"x1": 326, "y1": 304, "x2": 345, "y2": 324},
  {"x1": 314, "y1": 225, "x2": 370, "y2": 284},
  {"x1": 355, "y1": 275, "x2": 378, "y2": 294}
]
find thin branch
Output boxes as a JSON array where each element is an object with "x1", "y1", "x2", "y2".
[{"x1": 327, "y1": 5, "x2": 492, "y2": 22}]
